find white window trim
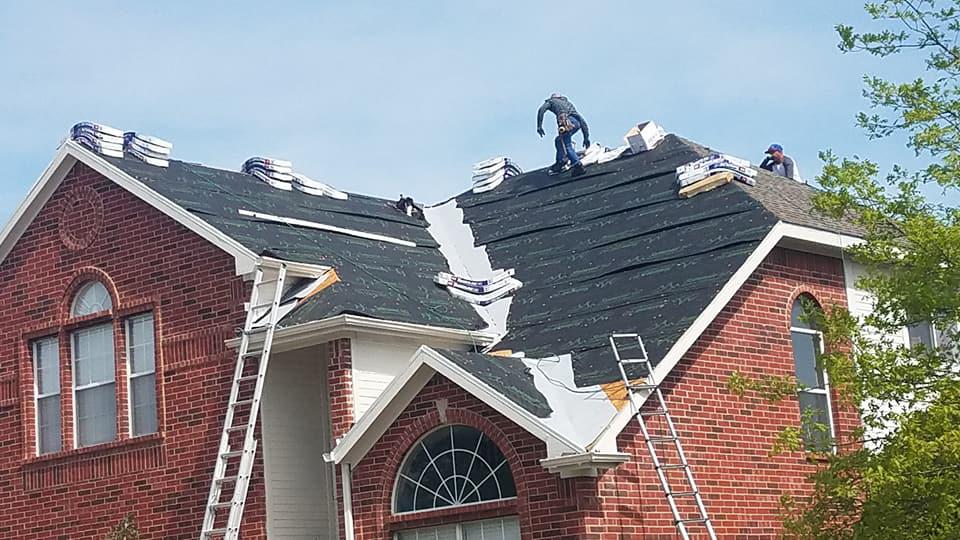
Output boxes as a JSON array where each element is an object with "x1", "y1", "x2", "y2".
[
  {"x1": 790, "y1": 324, "x2": 836, "y2": 451},
  {"x1": 33, "y1": 337, "x2": 60, "y2": 455},
  {"x1": 71, "y1": 323, "x2": 116, "y2": 448},
  {"x1": 126, "y1": 314, "x2": 156, "y2": 437},
  {"x1": 393, "y1": 516, "x2": 520, "y2": 540}
]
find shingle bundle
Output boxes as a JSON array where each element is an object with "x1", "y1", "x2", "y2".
[
  {"x1": 291, "y1": 173, "x2": 348, "y2": 200},
  {"x1": 435, "y1": 269, "x2": 522, "y2": 306},
  {"x1": 243, "y1": 157, "x2": 294, "y2": 191},
  {"x1": 472, "y1": 156, "x2": 522, "y2": 194},
  {"x1": 580, "y1": 142, "x2": 631, "y2": 166},
  {"x1": 70, "y1": 122, "x2": 125, "y2": 158},
  {"x1": 676, "y1": 153, "x2": 756, "y2": 187},
  {"x1": 123, "y1": 132, "x2": 173, "y2": 168}
]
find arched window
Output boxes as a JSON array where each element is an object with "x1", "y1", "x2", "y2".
[
  {"x1": 791, "y1": 295, "x2": 835, "y2": 451},
  {"x1": 394, "y1": 425, "x2": 516, "y2": 514},
  {"x1": 71, "y1": 281, "x2": 112, "y2": 316}
]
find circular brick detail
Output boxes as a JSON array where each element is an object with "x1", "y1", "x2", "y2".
[{"x1": 59, "y1": 186, "x2": 103, "y2": 251}]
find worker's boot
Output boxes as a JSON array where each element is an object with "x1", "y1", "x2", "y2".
[
  {"x1": 548, "y1": 161, "x2": 566, "y2": 175},
  {"x1": 571, "y1": 162, "x2": 586, "y2": 176}
]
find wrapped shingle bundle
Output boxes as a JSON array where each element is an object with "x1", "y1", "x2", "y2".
[
  {"x1": 243, "y1": 157, "x2": 294, "y2": 191},
  {"x1": 70, "y1": 122, "x2": 125, "y2": 158},
  {"x1": 291, "y1": 172, "x2": 348, "y2": 200},
  {"x1": 472, "y1": 156, "x2": 522, "y2": 194},
  {"x1": 123, "y1": 132, "x2": 173, "y2": 167},
  {"x1": 579, "y1": 142, "x2": 631, "y2": 166},
  {"x1": 676, "y1": 153, "x2": 756, "y2": 187},
  {"x1": 434, "y1": 269, "x2": 522, "y2": 306}
]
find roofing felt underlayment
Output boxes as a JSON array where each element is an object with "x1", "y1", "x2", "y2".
[{"x1": 106, "y1": 155, "x2": 486, "y2": 331}]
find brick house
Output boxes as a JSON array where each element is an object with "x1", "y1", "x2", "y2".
[{"x1": 0, "y1": 131, "x2": 908, "y2": 539}]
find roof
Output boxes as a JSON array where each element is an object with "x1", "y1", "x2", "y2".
[{"x1": 105, "y1": 154, "x2": 486, "y2": 331}]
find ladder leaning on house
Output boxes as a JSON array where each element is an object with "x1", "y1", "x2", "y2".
[
  {"x1": 200, "y1": 262, "x2": 288, "y2": 540},
  {"x1": 610, "y1": 333, "x2": 718, "y2": 540}
]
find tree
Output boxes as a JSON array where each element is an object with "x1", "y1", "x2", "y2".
[
  {"x1": 729, "y1": 1, "x2": 960, "y2": 538},
  {"x1": 105, "y1": 514, "x2": 140, "y2": 540}
]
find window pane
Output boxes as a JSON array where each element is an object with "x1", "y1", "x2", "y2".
[
  {"x1": 127, "y1": 314, "x2": 155, "y2": 375},
  {"x1": 396, "y1": 524, "x2": 458, "y2": 540},
  {"x1": 38, "y1": 395, "x2": 61, "y2": 454},
  {"x1": 463, "y1": 517, "x2": 521, "y2": 540},
  {"x1": 791, "y1": 298, "x2": 816, "y2": 329},
  {"x1": 77, "y1": 383, "x2": 116, "y2": 446},
  {"x1": 131, "y1": 374, "x2": 158, "y2": 436},
  {"x1": 791, "y1": 331, "x2": 823, "y2": 389},
  {"x1": 74, "y1": 325, "x2": 115, "y2": 387},
  {"x1": 798, "y1": 391, "x2": 831, "y2": 451},
  {"x1": 35, "y1": 338, "x2": 60, "y2": 395},
  {"x1": 71, "y1": 281, "x2": 112, "y2": 317},
  {"x1": 908, "y1": 322, "x2": 935, "y2": 349}
]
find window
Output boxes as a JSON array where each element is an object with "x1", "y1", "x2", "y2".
[
  {"x1": 33, "y1": 337, "x2": 61, "y2": 454},
  {"x1": 72, "y1": 324, "x2": 116, "y2": 447},
  {"x1": 907, "y1": 322, "x2": 937, "y2": 349},
  {"x1": 791, "y1": 296, "x2": 835, "y2": 451},
  {"x1": 394, "y1": 425, "x2": 516, "y2": 514},
  {"x1": 396, "y1": 517, "x2": 520, "y2": 540},
  {"x1": 127, "y1": 314, "x2": 157, "y2": 436},
  {"x1": 71, "y1": 281, "x2": 112, "y2": 317}
]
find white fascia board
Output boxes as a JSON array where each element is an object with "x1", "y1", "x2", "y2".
[
  {"x1": 63, "y1": 141, "x2": 259, "y2": 275},
  {"x1": 0, "y1": 143, "x2": 76, "y2": 266},
  {"x1": 231, "y1": 314, "x2": 498, "y2": 354},
  {"x1": 259, "y1": 256, "x2": 331, "y2": 279},
  {"x1": 589, "y1": 221, "x2": 864, "y2": 450},
  {"x1": 330, "y1": 346, "x2": 583, "y2": 466},
  {"x1": 540, "y1": 451, "x2": 631, "y2": 478}
]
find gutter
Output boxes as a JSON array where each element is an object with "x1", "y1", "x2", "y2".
[
  {"x1": 341, "y1": 463, "x2": 355, "y2": 539},
  {"x1": 226, "y1": 314, "x2": 498, "y2": 352},
  {"x1": 540, "y1": 451, "x2": 631, "y2": 478}
]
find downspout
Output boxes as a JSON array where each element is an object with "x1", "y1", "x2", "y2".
[{"x1": 341, "y1": 463, "x2": 355, "y2": 539}]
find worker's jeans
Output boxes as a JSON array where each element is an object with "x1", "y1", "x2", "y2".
[{"x1": 555, "y1": 116, "x2": 582, "y2": 166}]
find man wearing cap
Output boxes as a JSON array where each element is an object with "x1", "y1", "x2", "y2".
[
  {"x1": 537, "y1": 93, "x2": 591, "y2": 177},
  {"x1": 760, "y1": 144, "x2": 801, "y2": 181}
]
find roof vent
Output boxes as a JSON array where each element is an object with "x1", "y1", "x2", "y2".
[
  {"x1": 676, "y1": 153, "x2": 757, "y2": 198},
  {"x1": 624, "y1": 121, "x2": 666, "y2": 153},
  {"x1": 291, "y1": 173, "x2": 348, "y2": 200},
  {"x1": 472, "y1": 156, "x2": 521, "y2": 193},
  {"x1": 123, "y1": 132, "x2": 173, "y2": 168},
  {"x1": 70, "y1": 122, "x2": 124, "y2": 158},
  {"x1": 242, "y1": 157, "x2": 294, "y2": 191}
]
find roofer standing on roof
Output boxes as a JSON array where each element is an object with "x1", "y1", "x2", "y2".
[
  {"x1": 759, "y1": 144, "x2": 802, "y2": 182},
  {"x1": 537, "y1": 93, "x2": 590, "y2": 177}
]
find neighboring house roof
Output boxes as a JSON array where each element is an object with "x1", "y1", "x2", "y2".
[{"x1": 102, "y1": 153, "x2": 486, "y2": 331}]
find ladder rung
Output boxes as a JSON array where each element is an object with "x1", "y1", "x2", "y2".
[
  {"x1": 678, "y1": 518, "x2": 709, "y2": 524},
  {"x1": 215, "y1": 476, "x2": 238, "y2": 486},
  {"x1": 249, "y1": 301, "x2": 275, "y2": 310},
  {"x1": 243, "y1": 326, "x2": 271, "y2": 335},
  {"x1": 232, "y1": 399, "x2": 255, "y2": 408},
  {"x1": 658, "y1": 463, "x2": 688, "y2": 470},
  {"x1": 257, "y1": 278, "x2": 281, "y2": 285},
  {"x1": 629, "y1": 383, "x2": 658, "y2": 391},
  {"x1": 619, "y1": 358, "x2": 649, "y2": 364},
  {"x1": 610, "y1": 333, "x2": 639, "y2": 338},
  {"x1": 203, "y1": 529, "x2": 228, "y2": 537},
  {"x1": 240, "y1": 350, "x2": 264, "y2": 359},
  {"x1": 220, "y1": 450, "x2": 243, "y2": 459},
  {"x1": 647, "y1": 436, "x2": 678, "y2": 443},
  {"x1": 236, "y1": 374, "x2": 260, "y2": 383},
  {"x1": 640, "y1": 409, "x2": 669, "y2": 417},
  {"x1": 669, "y1": 491, "x2": 699, "y2": 498},
  {"x1": 210, "y1": 501, "x2": 234, "y2": 511},
  {"x1": 225, "y1": 425, "x2": 248, "y2": 433}
]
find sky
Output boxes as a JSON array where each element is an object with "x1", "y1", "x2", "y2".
[{"x1": 0, "y1": 1, "x2": 938, "y2": 226}]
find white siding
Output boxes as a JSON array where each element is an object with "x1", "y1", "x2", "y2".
[
  {"x1": 261, "y1": 345, "x2": 338, "y2": 539},
  {"x1": 843, "y1": 260, "x2": 908, "y2": 346},
  {"x1": 351, "y1": 337, "x2": 429, "y2": 420}
]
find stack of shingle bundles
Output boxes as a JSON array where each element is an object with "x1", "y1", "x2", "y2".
[
  {"x1": 580, "y1": 142, "x2": 631, "y2": 166},
  {"x1": 70, "y1": 122, "x2": 125, "y2": 158},
  {"x1": 675, "y1": 153, "x2": 756, "y2": 198},
  {"x1": 434, "y1": 269, "x2": 522, "y2": 306},
  {"x1": 123, "y1": 132, "x2": 173, "y2": 167},
  {"x1": 472, "y1": 156, "x2": 522, "y2": 194},
  {"x1": 243, "y1": 157, "x2": 294, "y2": 191},
  {"x1": 291, "y1": 173, "x2": 349, "y2": 200}
]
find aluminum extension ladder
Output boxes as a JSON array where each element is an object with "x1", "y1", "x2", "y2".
[
  {"x1": 200, "y1": 262, "x2": 287, "y2": 539},
  {"x1": 610, "y1": 333, "x2": 717, "y2": 540}
]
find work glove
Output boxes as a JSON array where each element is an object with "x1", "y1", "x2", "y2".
[
  {"x1": 583, "y1": 140, "x2": 591, "y2": 149},
  {"x1": 537, "y1": 127, "x2": 545, "y2": 137}
]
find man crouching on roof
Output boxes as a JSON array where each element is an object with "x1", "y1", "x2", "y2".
[{"x1": 537, "y1": 93, "x2": 590, "y2": 177}]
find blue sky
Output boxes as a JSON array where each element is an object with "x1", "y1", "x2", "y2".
[{"x1": 0, "y1": 2, "x2": 934, "y2": 225}]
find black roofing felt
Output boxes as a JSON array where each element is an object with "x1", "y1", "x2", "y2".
[
  {"x1": 106, "y1": 156, "x2": 485, "y2": 330},
  {"x1": 434, "y1": 349, "x2": 552, "y2": 418},
  {"x1": 455, "y1": 135, "x2": 782, "y2": 387}
]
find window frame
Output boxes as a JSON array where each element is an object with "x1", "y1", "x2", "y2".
[
  {"x1": 393, "y1": 425, "x2": 517, "y2": 516},
  {"x1": 125, "y1": 313, "x2": 158, "y2": 437},
  {"x1": 394, "y1": 516, "x2": 521, "y2": 540},
  {"x1": 790, "y1": 297, "x2": 836, "y2": 452},
  {"x1": 71, "y1": 281, "x2": 113, "y2": 317},
  {"x1": 71, "y1": 322, "x2": 117, "y2": 448},
  {"x1": 32, "y1": 336, "x2": 62, "y2": 455}
]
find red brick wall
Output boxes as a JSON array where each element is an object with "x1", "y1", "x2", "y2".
[
  {"x1": 327, "y1": 337, "x2": 354, "y2": 540},
  {"x1": 0, "y1": 163, "x2": 266, "y2": 539},
  {"x1": 348, "y1": 247, "x2": 855, "y2": 539}
]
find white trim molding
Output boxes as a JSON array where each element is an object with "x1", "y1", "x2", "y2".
[
  {"x1": 0, "y1": 141, "x2": 259, "y2": 275},
  {"x1": 540, "y1": 451, "x2": 631, "y2": 478}
]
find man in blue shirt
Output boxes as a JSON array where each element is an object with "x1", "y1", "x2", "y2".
[
  {"x1": 759, "y1": 144, "x2": 801, "y2": 181},
  {"x1": 537, "y1": 93, "x2": 591, "y2": 176}
]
